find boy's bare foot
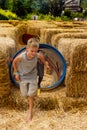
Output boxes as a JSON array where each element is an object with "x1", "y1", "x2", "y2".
[{"x1": 26, "y1": 113, "x2": 33, "y2": 122}]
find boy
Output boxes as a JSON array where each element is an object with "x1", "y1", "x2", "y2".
[
  {"x1": 12, "y1": 38, "x2": 49, "y2": 122},
  {"x1": 37, "y1": 50, "x2": 44, "y2": 94}
]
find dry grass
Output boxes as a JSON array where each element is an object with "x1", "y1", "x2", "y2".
[{"x1": 1, "y1": 87, "x2": 87, "y2": 130}]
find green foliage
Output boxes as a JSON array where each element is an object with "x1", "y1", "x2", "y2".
[
  {"x1": 61, "y1": 15, "x2": 70, "y2": 21},
  {"x1": 0, "y1": 8, "x2": 19, "y2": 20},
  {"x1": 81, "y1": 0, "x2": 87, "y2": 9},
  {"x1": 83, "y1": 9, "x2": 87, "y2": 17},
  {"x1": 63, "y1": 9, "x2": 83, "y2": 20},
  {"x1": 25, "y1": 13, "x2": 59, "y2": 21},
  {"x1": 4, "y1": 0, "x2": 13, "y2": 10},
  {"x1": 48, "y1": 0, "x2": 63, "y2": 16},
  {"x1": 0, "y1": 0, "x2": 6, "y2": 9},
  {"x1": 31, "y1": 0, "x2": 49, "y2": 14},
  {"x1": 55, "y1": 16, "x2": 61, "y2": 21},
  {"x1": 38, "y1": 14, "x2": 55, "y2": 20},
  {"x1": 71, "y1": 12, "x2": 83, "y2": 19},
  {"x1": 63, "y1": 9, "x2": 72, "y2": 18},
  {"x1": 0, "y1": 0, "x2": 64, "y2": 18},
  {"x1": 25, "y1": 13, "x2": 33, "y2": 20}
]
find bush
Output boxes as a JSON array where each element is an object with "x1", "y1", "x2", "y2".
[
  {"x1": 83, "y1": 9, "x2": 87, "y2": 17},
  {"x1": 63, "y1": 9, "x2": 72, "y2": 18},
  {"x1": 38, "y1": 14, "x2": 55, "y2": 20},
  {"x1": 61, "y1": 15, "x2": 71, "y2": 21},
  {"x1": 0, "y1": 9, "x2": 19, "y2": 20},
  {"x1": 25, "y1": 13, "x2": 35, "y2": 20},
  {"x1": 71, "y1": 12, "x2": 83, "y2": 19},
  {"x1": 62, "y1": 9, "x2": 83, "y2": 20},
  {"x1": 25, "y1": 13, "x2": 55, "y2": 21}
]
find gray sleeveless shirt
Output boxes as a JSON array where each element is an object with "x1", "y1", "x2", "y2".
[{"x1": 18, "y1": 52, "x2": 37, "y2": 81}]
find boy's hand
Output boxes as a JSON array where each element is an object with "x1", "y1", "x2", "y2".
[
  {"x1": 13, "y1": 72, "x2": 20, "y2": 81},
  {"x1": 14, "y1": 75, "x2": 20, "y2": 81},
  {"x1": 45, "y1": 62, "x2": 50, "y2": 70},
  {"x1": 45, "y1": 63, "x2": 52, "y2": 75}
]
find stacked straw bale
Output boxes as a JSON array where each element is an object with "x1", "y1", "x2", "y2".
[
  {"x1": 15, "y1": 24, "x2": 28, "y2": 46},
  {"x1": 57, "y1": 38, "x2": 87, "y2": 66},
  {"x1": 51, "y1": 32, "x2": 87, "y2": 48},
  {"x1": 40, "y1": 28, "x2": 85, "y2": 44},
  {"x1": 0, "y1": 27, "x2": 17, "y2": 41},
  {"x1": 27, "y1": 27, "x2": 40, "y2": 38},
  {"x1": 0, "y1": 37, "x2": 16, "y2": 106},
  {"x1": 65, "y1": 42, "x2": 87, "y2": 98}
]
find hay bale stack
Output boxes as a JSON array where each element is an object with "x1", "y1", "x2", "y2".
[
  {"x1": 51, "y1": 32, "x2": 87, "y2": 47},
  {"x1": 15, "y1": 24, "x2": 27, "y2": 46},
  {"x1": 0, "y1": 37, "x2": 16, "y2": 58},
  {"x1": 27, "y1": 27, "x2": 40, "y2": 37},
  {"x1": 0, "y1": 37, "x2": 16, "y2": 106},
  {"x1": 65, "y1": 68, "x2": 87, "y2": 98},
  {"x1": 57, "y1": 38, "x2": 87, "y2": 66},
  {"x1": 0, "y1": 50, "x2": 10, "y2": 106},
  {"x1": 70, "y1": 43, "x2": 87, "y2": 72},
  {"x1": 0, "y1": 26, "x2": 16, "y2": 40},
  {"x1": 40, "y1": 29, "x2": 61, "y2": 44},
  {"x1": 40, "y1": 28, "x2": 85, "y2": 44},
  {"x1": 16, "y1": 23, "x2": 40, "y2": 47},
  {"x1": 27, "y1": 21, "x2": 57, "y2": 43},
  {"x1": 65, "y1": 42, "x2": 87, "y2": 98}
]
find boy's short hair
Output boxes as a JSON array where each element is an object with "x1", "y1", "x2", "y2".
[{"x1": 27, "y1": 37, "x2": 39, "y2": 48}]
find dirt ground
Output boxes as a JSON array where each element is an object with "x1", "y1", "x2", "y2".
[{"x1": 1, "y1": 86, "x2": 87, "y2": 130}]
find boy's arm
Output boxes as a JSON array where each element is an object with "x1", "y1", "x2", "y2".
[
  {"x1": 37, "y1": 53, "x2": 49, "y2": 69},
  {"x1": 12, "y1": 54, "x2": 22, "y2": 74}
]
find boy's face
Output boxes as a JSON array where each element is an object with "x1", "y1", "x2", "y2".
[{"x1": 26, "y1": 46, "x2": 38, "y2": 59}]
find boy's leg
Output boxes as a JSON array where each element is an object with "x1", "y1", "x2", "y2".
[
  {"x1": 38, "y1": 76, "x2": 43, "y2": 88},
  {"x1": 26, "y1": 81, "x2": 37, "y2": 122},
  {"x1": 37, "y1": 76, "x2": 43, "y2": 96},
  {"x1": 26, "y1": 96, "x2": 34, "y2": 122},
  {"x1": 19, "y1": 81, "x2": 28, "y2": 97}
]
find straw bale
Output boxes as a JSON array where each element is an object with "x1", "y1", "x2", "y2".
[
  {"x1": 0, "y1": 37, "x2": 16, "y2": 106},
  {"x1": 56, "y1": 38, "x2": 78, "y2": 66},
  {"x1": 57, "y1": 38, "x2": 73, "y2": 66},
  {"x1": 61, "y1": 96, "x2": 87, "y2": 112},
  {"x1": 56, "y1": 38, "x2": 87, "y2": 66},
  {"x1": 15, "y1": 24, "x2": 27, "y2": 45},
  {"x1": 65, "y1": 67, "x2": 87, "y2": 98},
  {"x1": 0, "y1": 27, "x2": 17, "y2": 40},
  {"x1": 0, "y1": 55, "x2": 10, "y2": 106},
  {"x1": 8, "y1": 86, "x2": 28, "y2": 110},
  {"x1": 40, "y1": 28, "x2": 85, "y2": 44},
  {"x1": 0, "y1": 37, "x2": 16, "y2": 58},
  {"x1": 27, "y1": 20, "x2": 57, "y2": 29},
  {"x1": 70, "y1": 42, "x2": 87, "y2": 72},
  {"x1": 27, "y1": 27, "x2": 40, "y2": 37},
  {"x1": 51, "y1": 32, "x2": 87, "y2": 47},
  {"x1": 41, "y1": 29, "x2": 61, "y2": 44}
]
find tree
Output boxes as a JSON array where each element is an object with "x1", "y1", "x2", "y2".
[
  {"x1": 3, "y1": 0, "x2": 32, "y2": 17},
  {"x1": 48, "y1": 0, "x2": 64, "y2": 16},
  {"x1": 0, "y1": 0, "x2": 6, "y2": 9},
  {"x1": 81, "y1": 0, "x2": 87, "y2": 9},
  {"x1": 31, "y1": 0, "x2": 49, "y2": 14}
]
